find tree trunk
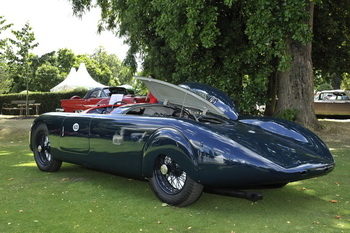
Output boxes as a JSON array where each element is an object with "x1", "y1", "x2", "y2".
[
  {"x1": 275, "y1": 2, "x2": 320, "y2": 130},
  {"x1": 26, "y1": 77, "x2": 29, "y2": 117},
  {"x1": 264, "y1": 57, "x2": 278, "y2": 116}
]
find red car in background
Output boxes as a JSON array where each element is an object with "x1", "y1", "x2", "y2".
[{"x1": 61, "y1": 87, "x2": 148, "y2": 112}]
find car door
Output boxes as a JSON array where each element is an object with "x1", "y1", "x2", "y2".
[
  {"x1": 60, "y1": 115, "x2": 92, "y2": 154},
  {"x1": 88, "y1": 115, "x2": 157, "y2": 178}
]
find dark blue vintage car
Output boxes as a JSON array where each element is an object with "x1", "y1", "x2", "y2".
[{"x1": 30, "y1": 77, "x2": 335, "y2": 207}]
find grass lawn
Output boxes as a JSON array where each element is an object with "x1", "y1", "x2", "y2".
[{"x1": 0, "y1": 116, "x2": 349, "y2": 232}]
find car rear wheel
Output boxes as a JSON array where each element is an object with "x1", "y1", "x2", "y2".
[
  {"x1": 32, "y1": 123, "x2": 62, "y2": 172},
  {"x1": 149, "y1": 154, "x2": 203, "y2": 207}
]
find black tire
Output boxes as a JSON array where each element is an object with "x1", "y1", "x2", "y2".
[
  {"x1": 149, "y1": 154, "x2": 203, "y2": 207},
  {"x1": 32, "y1": 123, "x2": 62, "y2": 172}
]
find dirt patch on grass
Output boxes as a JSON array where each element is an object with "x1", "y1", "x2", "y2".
[
  {"x1": 0, "y1": 116, "x2": 34, "y2": 141},
  {"x1": 316, "y1": 120, "x2": 350, "y2": 146}
]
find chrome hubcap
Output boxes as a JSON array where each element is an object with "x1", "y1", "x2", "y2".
[
  {"x1": 160, "y1": 164, "x2": 168, "y2": 175},
  {"x1": 37, "y1": 134, "x2": 51, "y2": 162}
]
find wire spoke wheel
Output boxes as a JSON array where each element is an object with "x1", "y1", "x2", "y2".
[
  {"x1": 32, "y1": 123, "x2": 62, "y2": 172},
  {"x1": 36, "y1": 132, "x2": 51, "y2": 164},
  {"x1": 156, "y1": 155, "x2": 187, "y2": 194},
  {"x1": 149, "y1": 154, "x2": 203, "y2": 207}
]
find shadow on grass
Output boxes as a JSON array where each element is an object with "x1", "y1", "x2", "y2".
[{"x1": 17, "y1": 161, "x2": 333, "y2": 210}]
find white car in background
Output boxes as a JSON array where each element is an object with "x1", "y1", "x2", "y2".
[{"x1": 314, "y1": 90, "x2": 350, "y2": 116}]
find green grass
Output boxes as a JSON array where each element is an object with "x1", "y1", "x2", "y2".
[{"x1": 0, "y1": 118, "x2": 349, "y2": 232}]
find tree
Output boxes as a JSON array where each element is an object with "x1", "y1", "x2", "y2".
[
  {"x1": 0, "y1": 62, "x2": 12, "y2": 94},
  {"x1": 57, "y1": 48, "x2": 76, "y2": 76},
  {"x1": 91, "y1": 46, "x2": 132, "y2": 85},
  {"x1": 341, "y1": 73, "x2": 350, "y2": 90},
  {"x1": 69, "y1": 0, "x2": 267, "y2": 115},
  {"x1": 2, "y1": 15, "x2": 133, "y2": 93},
  {"x1": 277, "y1": 3, "x2": 317, "y2": 127},
  {"x1": 34, "y1": 62, "x2": 62, "y2": 91},
  {"x1": 8, "y1": 23, "x2": 39, "y2": 91},
  {"x1": 74, "y1": 54, "x2": 111, "y2": 85},
  {"x1": 70, "y1": 0, "x2": 323, "y2": 128},
  {"x1": 313, "y1": 0, "x2": 350, "y2": 90},
  {"x1": 0, "y1": 16, "x2": 12, "y2": 94},
  {"x1": 0, "y1": 16, "x2": 12, "y2": 53},
  {"x1": 8, "y1": 22, "x2": 38, "y2": 116},
  {"x1": 30, "y1": 48, "x2": 75, "y2": 91},
  {"x1": 245, "y1": 1, "x2": 320, "y2": 128}
]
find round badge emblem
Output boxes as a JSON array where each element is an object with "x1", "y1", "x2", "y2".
[{"x1": 73, "y1": 123, "x2": 79, "y2": 132}]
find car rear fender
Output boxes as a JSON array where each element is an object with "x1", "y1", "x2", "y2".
[
  {"x1": 29, "y1": 114, "x2": 67, "y2": 154},
  {"x1": 29, "y1": 118, "x2": 44, "y2": 151},
  {"x1": 141, "y1": 128, "x2": 199, "y2": 181}
]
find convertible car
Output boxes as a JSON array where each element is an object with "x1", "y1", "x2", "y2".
[
  {"x1": 60, "y1": 86, "x2": 148, "y2": 112},
  {"x1": 30, "y1": 77, "x2": 335, "y2": 207}
]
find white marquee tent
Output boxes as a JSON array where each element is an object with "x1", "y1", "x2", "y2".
[{"x1": 50, "y1": 63, "x2": 106, "y2": 92}]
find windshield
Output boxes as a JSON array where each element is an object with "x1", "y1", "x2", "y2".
[{"x1": 104, "y1": 87, "x2": 134, "y2": 96}]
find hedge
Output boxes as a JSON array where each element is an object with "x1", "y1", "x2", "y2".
[{"x1": 0, "y1": 90, "x2": 86, "y2": 115}]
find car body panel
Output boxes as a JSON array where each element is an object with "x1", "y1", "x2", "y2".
[{"x1": 314, "y1": 90, "x2": 350, "y2": 116}]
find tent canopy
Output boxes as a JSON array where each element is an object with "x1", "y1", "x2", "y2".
[{"x1": 50, "y1": 63, "x2": 106, "y2": 92}]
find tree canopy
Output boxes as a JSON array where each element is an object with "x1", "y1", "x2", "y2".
[
  {"x1": 6, "y1": 22, "x2": 38, "y2": 93},
  {"x1": 313, "y1": 1, "x2": 350, "y2": 89},
  {"x1": 0, "y1": 16, "x2": 12, "y2": 94},
  {"x1": 69, "y1": 0, "x2": 350, "y2": 129}
]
